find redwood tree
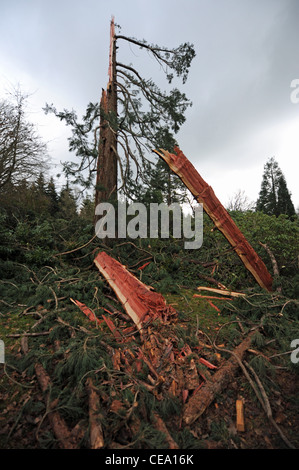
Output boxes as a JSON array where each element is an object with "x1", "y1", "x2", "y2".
[{"x1": 44, "y1": 19, "x2": 195, "y2": 216}]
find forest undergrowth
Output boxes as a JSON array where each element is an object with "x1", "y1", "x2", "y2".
[{"x1": 0, "y1": 209, "x2": 298, "y2": 450}]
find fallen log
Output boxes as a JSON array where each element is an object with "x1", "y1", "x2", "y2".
[
  {"x1": 94, "y1": 251, "x2": 177, "y2": 330},
  {"x1": 153, "y1": 147, "x2": 273, "y2": 292},
  {"x1": 183, "y1": 331, "x2": 255, "y2": 425}
]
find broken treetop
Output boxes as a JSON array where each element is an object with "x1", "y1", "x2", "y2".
[{"x1": 153, "y1": 147, "x2": 273, "y2": 292}]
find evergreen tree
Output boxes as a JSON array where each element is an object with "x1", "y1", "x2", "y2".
[
  {"x1": 256, "y1": 157, "x2": 295, "y2": 218},
  {"x1": 58, "y1": 186, "x2": 78, "y2": 220},
  {"x1": 276, "y1": 174, "x2": 296, "y2": 218},
  {"x1": 44, "y1": 21, "x2": 195, "y2": 201},
  {"x1": 46, "y1": 176, "x2": 59, "y2": 216},
  {"x1": 0, "y1": 90, "x2": 49, "y2": 191},
  {"x1": 135, "y1": 128, "x2": 188, "y2": 206}
]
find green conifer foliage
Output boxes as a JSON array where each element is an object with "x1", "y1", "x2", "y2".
[{"x1": 256, "y1": 157, "x2": 295, "y2": 218}]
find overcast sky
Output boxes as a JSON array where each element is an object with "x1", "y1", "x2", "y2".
[{"x1": 1, "y1": 0, "x2": 298, "y2": 208}]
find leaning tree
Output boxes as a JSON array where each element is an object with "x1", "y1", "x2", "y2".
[{"x1": 44, "y1": 18, "x2": 195, "y2": 215}]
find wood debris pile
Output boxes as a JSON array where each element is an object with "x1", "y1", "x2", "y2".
[{"x1": 56, "y1": 250, "x2": 258, "y2": 449}]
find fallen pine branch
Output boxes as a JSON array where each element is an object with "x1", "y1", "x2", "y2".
[
  {"x1": 34, "y1": 363, "x2": 77, "y2": 449},
  {"x1": 243, "y1": 360, "x2": 295, "y2": 449},
  {"x1": 197, "y1": 272, "x2": 227, "y2": 290},
  {"x1": 152, "y1": 412, "x2": 179, "y2": 449}
]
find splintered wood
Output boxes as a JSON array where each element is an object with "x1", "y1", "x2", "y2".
[
  {"x1": 91, "y1": 251, "x2": 220, "y2": 406},
  {"x1": 153, "y1": 147, "x2": 273, "y2": 292},
  {"x1": 94, "y1": 251, "x2": 177, "y2": 331},
  {"x1": 236, "y1": 398, "x2": 245, "y2": 432},
  {"x1": 66, "y1": 250, "x2": 256, "y2": 441}
]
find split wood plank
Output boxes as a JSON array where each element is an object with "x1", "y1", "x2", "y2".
[
  {"x1": 153, "y1": 147, "x2": 273, "y2": 292},
  {"x1": 94, "y1": 251, "x2": 177, "y2": 331},
  {"x1": 197, "y1": 286, "x2": 246, "y2": 297},
  {"x1": 236, "y1": 398, "x2": 245, "y2": 432}
]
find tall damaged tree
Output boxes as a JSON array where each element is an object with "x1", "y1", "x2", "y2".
[
  {"x1": 44, "y1": 18, "x2": 195, "y2": 226},
  {"x1": 95, "y1": 19, "x2": 118, "y2": 212}
]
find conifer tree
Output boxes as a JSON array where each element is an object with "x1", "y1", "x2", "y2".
[
  {"x1": 0, "y1": 90, "x2": 48, "y2": 191},
  {"x1": 44, "y1": 20, "x2": 195, "y2": 204},
  {"x1": 256, "y1": 157, "x2": 295, "y2": 218},
  {"x1": 46, "y1": 176, "x2": 59, "y2": 216},
  {"x1": 58, "y1": 186, "x2": 78, "y2": 220}
]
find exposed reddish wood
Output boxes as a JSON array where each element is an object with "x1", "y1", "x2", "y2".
[
  {"x1": 108, "y1": 16, "x2": 115, "y2": 83},
  {"x1": 70, "y1": 298, "x2": 103, "y2": 326},
  {"x1": 207, "y1": 300, "x2": 221, "y2": 312},
  {"x1": 138, "y1": 261, "x2": 151, "y2": 270},
  {"x1": 198, "y1": 357, "x2": 217, "y2": 370},
  {"x1": 236, "y1": 398, "x2": 245, "y2": 432},
  {"x1": 94, "y1": 251, "x2": 177, "y2": 331},
  {"x1": 34, "y1": 363, "x2": 77, "y2": 449},
  {"x1": 101, "y1": 314, "x2": 123, "y2": 341},
  {"x1": 183, "y1": 331, "x2": 255, "y2": 425},
  {"x1": 153, "y1": 147, "x2": 273, "y2": 292}
]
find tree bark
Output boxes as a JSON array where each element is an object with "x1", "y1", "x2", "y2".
[
  {"x1": 94, "y1": 18, "x2": 118, "y2": 225},
  {"x1": 154, "y1": 147, "x2": 273, "y2": 292}
]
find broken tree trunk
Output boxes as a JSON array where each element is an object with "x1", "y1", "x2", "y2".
[
  {"x1": 94, "y1": 17, "x2": 118, "y2": 225},
  {"x1": 94, "y1": 251, "x2": 177, "y2": 331},
  {"x1": 183, "y1": 331, "x2": 255, "y2": 425},
  {"x1": 153, "y1": 147, "x2": 273, "y2": 292}
]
